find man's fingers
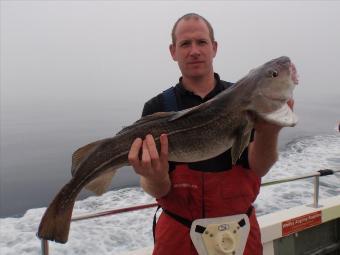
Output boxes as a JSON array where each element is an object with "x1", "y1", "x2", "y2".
[
  {"x1": 129, "y1": 134, "x2": 169, "y2": 178},
  {"x1": 145, "y1": 134, "x2": 159, "y2": 159},
  {"x1": 160, "y1": 134, "x2": 169, "y2": 162},
  {"x1": 128, "y1": 138, "x2": 142, "y2": 171},
  {"x1": 141, "y1": 139, "x2": 152, "y2": 169},
  {"x1": 145, "y1": 134, "x2": 162, "y2": 170}
]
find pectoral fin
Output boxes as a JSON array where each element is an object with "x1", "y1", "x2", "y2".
[
  {"x1": 85, "y1": 167, "x2": 118, "y2": 195},
  {"x1": 258, "y1": 104, "x2": 298, "y2": 127},
  {"x1": 231, "y1": 128, "x2": 252, "y2": 165}
]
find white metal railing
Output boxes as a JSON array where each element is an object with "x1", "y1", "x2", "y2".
[
  {"x1": 260, "y1": 169, "x2": 340, "y2": 208},
  {"x1": 40, "y1": 168, "x2": 340, "y2": 255}
]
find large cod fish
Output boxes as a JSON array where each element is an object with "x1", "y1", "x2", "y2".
[{"x1": 38, "y1": 56, "x2": 299, "y2": 243}]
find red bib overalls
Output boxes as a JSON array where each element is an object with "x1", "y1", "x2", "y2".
[{"x1": 153, "y1": 164, "x2": 262, "y2": 255}]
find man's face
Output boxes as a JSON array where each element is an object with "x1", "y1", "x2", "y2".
[{"x1": 170, "y1": 18, "x2": 217, "y2": 80}]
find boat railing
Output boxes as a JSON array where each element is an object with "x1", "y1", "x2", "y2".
[{"x1": 40, "y1": 168, "x2": 340, "y2": 255}]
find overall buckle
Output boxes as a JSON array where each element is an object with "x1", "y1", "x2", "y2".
[{"x1": 190, "y1": 214, "x2": 250, "y2": 255}]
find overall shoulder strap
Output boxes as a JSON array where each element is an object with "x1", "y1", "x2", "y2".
[
  {"x1": 162, "y1": 86, "x2": 178, "y2": 112},
  {"x1": 221, "y1": 80, "x2": 234, "y2": 90}
]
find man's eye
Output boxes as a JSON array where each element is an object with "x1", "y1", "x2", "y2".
[
  {"x1": 180, "y1": 42, "x2": 190, "y2": 47},
  {"x1": 197, "y1": 40, "x2": 207, "y2": 46}
]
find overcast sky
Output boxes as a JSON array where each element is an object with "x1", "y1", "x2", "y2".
[
  {"x1": 0, "y1": 0, "x2": 339, "y2": 144},
  {"x1": 1, "y1": 1, "x2": 340, "y2": 108}
]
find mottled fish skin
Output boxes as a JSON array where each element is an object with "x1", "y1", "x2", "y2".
[{"x1": 37, "y1": 56, "x2": 299, "y2": 243}]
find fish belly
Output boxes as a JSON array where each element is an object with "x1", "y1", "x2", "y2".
[{"x1": 167, "y1": 126, "x2": 235, "y2": 162}]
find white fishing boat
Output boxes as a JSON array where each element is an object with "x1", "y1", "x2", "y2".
[{"x1": 40, "y1": 169, "x2": 340, "y2": 255}]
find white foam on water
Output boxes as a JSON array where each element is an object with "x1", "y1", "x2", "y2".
[
  {"x1": 256, "y1": 134, "x2": 340, "y2": 216},
  {"x1": 1, "y1": 134, "x2": 339, "y2": 254},
  {"x1": 0, "y1": 188, "x2": 156, "y2": 255}
]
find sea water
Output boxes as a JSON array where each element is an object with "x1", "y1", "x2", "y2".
[{"x1": 1, "y1": 134, "x2": 339, "y2": 255}]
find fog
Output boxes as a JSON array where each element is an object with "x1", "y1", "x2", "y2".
[{"x1": 1, "y1": 1, "x2": 339, "y2": 217}]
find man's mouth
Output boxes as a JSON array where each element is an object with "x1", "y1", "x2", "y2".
[{"x1": 188, "y1": 61, "x2": 204, "y2": 65}]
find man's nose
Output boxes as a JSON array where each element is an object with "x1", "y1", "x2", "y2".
[{"x1": 189, "y1": 43, "x2": 200, "y2": 57}]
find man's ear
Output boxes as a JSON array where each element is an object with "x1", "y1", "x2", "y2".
[
  {"x1": 212, "y1": 41, "x2": 218, "y2": 58},
  {"x1": 169, "y1": 44, "x2": 177, "y2": 61}
]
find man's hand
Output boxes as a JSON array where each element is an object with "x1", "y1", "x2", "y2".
[
  {"x1": 254, "y1": 98, "x2": 294, "y2": 134},
  {"x1": 249, "y1": 99, "x2": 294, "y2": 177},
  {"x1": 128, "y1": 134, "x2": 171, "y2": 198}
]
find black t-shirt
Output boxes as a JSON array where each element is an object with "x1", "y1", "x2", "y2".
[{"x1": 142, "y1": 73, "x2": 251, "y2": 172}]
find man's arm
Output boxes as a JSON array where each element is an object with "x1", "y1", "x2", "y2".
[
  {"x1": 248, "y1": 99, "x2": 294, "y2": 177},
  {"x1": 248, "y1": 122, "x2": 281, "y2": 177}
]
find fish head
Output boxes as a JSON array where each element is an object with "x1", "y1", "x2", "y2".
[{"x1": 248, "y1": 56, "x2": 299, "y2": 114}]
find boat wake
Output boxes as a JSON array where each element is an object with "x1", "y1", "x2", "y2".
[{"x1": 1, "y1": 134, "x2": 339, "y2": 254}]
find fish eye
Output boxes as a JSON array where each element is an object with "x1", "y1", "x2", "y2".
[{"x1": 267, "y1": 69, "x2": 278, "y2": 78}]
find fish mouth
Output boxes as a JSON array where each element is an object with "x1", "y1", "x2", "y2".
[
  {"x1": 261, "y1": 89, "x2": 292, "y2": 104},
  {"x1": 290, "y1": 63, "x2": 299, "y2": 85},
  {"x1": 274, "y1": 57, "x2": 299, "y2": 85},
  {"x1": 264, "y1": 95, "x2": 289, "y2": 104}
]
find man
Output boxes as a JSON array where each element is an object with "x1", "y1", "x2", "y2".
[{"x1": 128, "y1": 13, "x2": 291, "y2": 255}]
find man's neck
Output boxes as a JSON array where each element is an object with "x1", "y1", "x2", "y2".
[{"x1": 181, "y1": 73, "x2": 216, "y2": 98}]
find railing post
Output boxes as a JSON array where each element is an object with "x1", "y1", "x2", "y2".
[
  {"x1": 41, "y1": 239, "x2": 49, "y2": 255},
  {"x1": 313, "y1": 175, "x2": 320, "y2": 208}
]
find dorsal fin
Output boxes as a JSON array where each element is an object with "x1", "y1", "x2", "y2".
[
  {"x1": 71, "y1": 141, "x2": 102, "y2": 176},
  {"x1": 116, "y1": 112, "x2": 174, "y2": 135},
  {"x1": 168, "y1": 100, "x2": 212, "y2": 121},
  {"x1": 134, "y1": 112, "x2": 173, "y2": 124}
]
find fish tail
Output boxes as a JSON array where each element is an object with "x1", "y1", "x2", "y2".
[{"x1": 37, "y1": 183, "x2": 77, "y2": 244}]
